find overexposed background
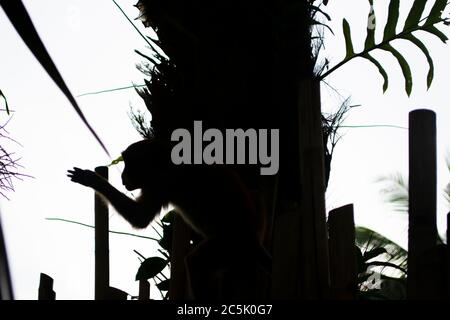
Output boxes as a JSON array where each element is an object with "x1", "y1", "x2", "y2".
[{"x1": 0, "y1": 0, "x2": 449, "y2": 299}]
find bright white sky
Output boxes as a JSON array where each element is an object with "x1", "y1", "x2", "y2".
[{"x1": 0, "y1": 0, "x2": 449, "y2": 300}]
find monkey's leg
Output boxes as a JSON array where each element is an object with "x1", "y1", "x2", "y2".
[{"x1": 184, "y1": 238, "x2": 272, "y2": 300}]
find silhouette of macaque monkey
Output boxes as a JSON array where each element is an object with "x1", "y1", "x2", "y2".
[{"x1": 68, "y1": 139, "x2": 271, "y2": 300}]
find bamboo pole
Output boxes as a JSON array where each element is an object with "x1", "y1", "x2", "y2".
[
  {"x1": 168, "y1": 214, "x2": 191, "y2": 299},
  {"x1": 271, "y1": 202, "x2": 301, "y2": 298},
  {"x1": 139, "y1": 280, "x2": 150, "y2": 300},
  {"x1": 297, "y1": 79, "x2": 330, "y2": 298},
  {"x1": 38, "y1": 273, "x2": 55, "y2": 300},
  {"x1": 271, "y1": 80, "x2": 330, "y2": 299},
  {"x1": 407, "y1": 109, "x2": 438, "y2": 299},
  {"x1": 0, "y1": 213, "x2": 13, "y2": 300},
  {"x1": 95, "y1": 166, "x2": 109, "y2": 300},
  {"x1": 328, "y1": 204, "x2": 357, "y2": 300},
  {"x1": 447, "y1": 212, "x2": 450, "y2": 298}
]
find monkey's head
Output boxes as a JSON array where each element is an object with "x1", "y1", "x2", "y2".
[{"x1": 121, "y1": 139, "x2": 171, "y2": 191}]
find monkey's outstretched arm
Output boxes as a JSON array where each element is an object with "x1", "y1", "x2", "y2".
[{"x1": 67, "y1": 167, "x2": 154, "y2": 228}]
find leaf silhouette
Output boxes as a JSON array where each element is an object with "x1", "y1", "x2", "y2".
[
  {"x1": 320, "y1": 0, "x2": 450, "y2": 96},
  {"x1": 156, "y1": 279, "x2": 170, "y2": 291},
  {"x1": 0, "y1": 90, "x2": 9, "y2": 114},
  {"x1": 355, "y1": 226, "x2": 408, "y2": 272},
  {"x1": 135, "y1": 257, "x2": 168, "y2": 281},
  {"x1": 0, "y1": 1, "x2": 109, "y2": 155}
]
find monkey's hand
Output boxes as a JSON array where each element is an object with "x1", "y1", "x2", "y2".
[{"x1": 67, "y1": 167, "x2": 106, "y2": 190}]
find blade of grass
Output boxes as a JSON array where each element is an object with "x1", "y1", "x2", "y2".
[
  {"x1": 46, "y1": 217, "x2": 158, "y2": 241},
  {"x1": 111, "y1": 0, "x2": 153, "y2": 47},
  {"x1": 76, "y1": 84, "x2": 146, "y2": 98}
]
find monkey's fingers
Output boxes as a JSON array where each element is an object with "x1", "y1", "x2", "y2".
[
  {"x1": 67, "y1": 168, "x2": 86, "y2": 177},
  {"x1": 67, "y1": 167, "x2": 82, "y2": 174},
  {"x1": 67, "y1": 170, "x2": 83, "y2": 182},
  {"x1": 67, "y1": 170, "x2": 79, "y2": 178}
]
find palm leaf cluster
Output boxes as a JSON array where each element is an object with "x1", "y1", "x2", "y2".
[
  {"x1": 320, "y1": 0, "x2": 450, "y2": 96},
  {"x1": 376, "y1": 173, "x2": 409, "y2": 213},
  {"x1": 355, "y1": 226, "x2": 408, "y2": 299},
  {"x1": 133, "y1": 48, "x2": 179, "y2": 139}
]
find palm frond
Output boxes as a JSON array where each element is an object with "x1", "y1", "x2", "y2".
[
  {"x1": 356, "y1": 226, "x2": 408, "y2": 271},
  {"x1": 376, "y1": 173, "x2": 409, "y2": 213},
  {"x1": 0, "y1": 1, "x2": 108, "y2": 155},
  {"x1": 320, "y1": 0, "x2": 450, "y2": 95}
]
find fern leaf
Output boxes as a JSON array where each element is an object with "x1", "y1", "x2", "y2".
[{"x1": 380, "y1": 44, "x2": 412, "y2": 96}]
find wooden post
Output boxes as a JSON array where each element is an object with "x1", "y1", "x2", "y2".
[
  {"x1": 407, "y1": 109, "x2": 438, "y2": 299},
  {"x1": 297, "y1": 79, "x2": 330, "y2": 298},
  {"x1": 447, "y1": 212, "x2": 450, "y2": 298},
  {"x1": 271, "y1": 202, "x2": 301, "y2": 298},
  {"x1": 328, "y1": 204, "x2": 357, "y2": 300},
  {"x1": 95, "y1": 166, "x2": 109, "y2": 300},
  {"x1": 139, "y1": 280, "x2": 150, "y2": 300},
  {"x1": 38, "y1": 273, "x2": 55, "y2": 300},
  {"x1": 0, "y1": 213, "x2": 14, "y2": 300},
  {"x1": 169, "y1": 214, "x2": 191, "y2": 299},
  {"x1": 271, "y1": 79, "x2": 330, "y2": 299}
]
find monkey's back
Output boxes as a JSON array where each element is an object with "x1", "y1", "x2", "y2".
[{"x1": 170, "y1": 165, "x2": 263, "y2": 243}]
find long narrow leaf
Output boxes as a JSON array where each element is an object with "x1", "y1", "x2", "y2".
[
  {"x1": 343, "y1": 19, "x2": 355, "y2": 59},
  {"x1": 362, "y1": 53, "x2": 389, "y2": 92},
  {"x1": 380, "y1": 44, "x2": 413, "y2": 96},
  {"x1": 404, "y1": 0, "x2": 427, "y2": 31},
  {"x1": 310, "y1": 5, "x2": 331, "y2": 21},
  {"x1": 0, "y1": 1, "x2": 109, "y2": 155},
  {"x1": 0, "y1": 90, "x2": 9, "y2": 115},
  {"x1": 363, "y1": 247, "x2": 388, "y2": 262},
  {"x1": 355, "y1": 226, "x2": 408, "y2": 269},
  {"x1": 402, "y1": 34, "x2": 434, "y2": 89},
  {"x1": 310, "y1": 21, "x2": 335, "y2": 35},
  {"x1": 366, "y1": 261, "x2": 407, "y2": 274},
  {"x1": 427, "y1": 0, "x2": 448, "y2": 24},
  {"x1": 77, "y1": 85, "x2": 146, "y2": 98},
  {"x1": 383, "y1": 0, "x2": 400, "y2": 41},
  {"x1": 46, "y1": 218, "x2": 159, "y2": 241},
  {"x1": 423, "y1": 25, "x2": 449, "y2": 43}
]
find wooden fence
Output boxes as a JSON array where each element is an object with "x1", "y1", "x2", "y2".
[
  {"x1": 325, "y1": 109, "x2": 449, "y2": 299},
  {"x1": 164, "y1": 109, "x2": 449, "y2": 299}
]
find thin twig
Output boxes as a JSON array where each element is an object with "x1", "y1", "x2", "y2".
[{"x1": 46, "y1": 218, "x2": 159, "y2": 241}]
